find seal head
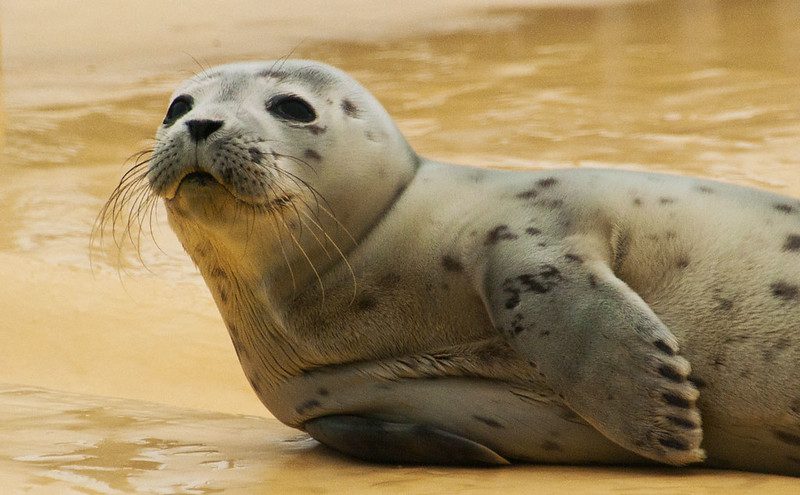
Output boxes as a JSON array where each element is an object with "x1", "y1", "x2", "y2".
[{"x1": 150, "y1": 60, "x2": 417, "y2": 288}]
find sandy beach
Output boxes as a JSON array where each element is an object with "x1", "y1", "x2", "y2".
[{"x1": 1, "y1": 0, "x2": 800, "y2": 493}]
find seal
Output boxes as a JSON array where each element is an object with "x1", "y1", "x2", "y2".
[{"x1": 102, "y1": 60, "x2": 800, "y2": 475}]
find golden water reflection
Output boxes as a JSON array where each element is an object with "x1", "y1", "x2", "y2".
[{"x1": 2, "y1": 0, "x2": 800, "y2": 277}]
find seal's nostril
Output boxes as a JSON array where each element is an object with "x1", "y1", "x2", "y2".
[{"x1": 185, "y1": 119, "x2": 223, "y2": 142}]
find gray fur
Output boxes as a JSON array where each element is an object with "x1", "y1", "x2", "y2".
[{"x1": 138, "y1": 60, "x2": 800, "y2": 475}]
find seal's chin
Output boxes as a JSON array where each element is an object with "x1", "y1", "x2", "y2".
[{"x1": 165, "y1": 170, "x2": 237, "y2": 223}]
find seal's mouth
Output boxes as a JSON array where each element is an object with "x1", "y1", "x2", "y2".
[
  {"x1": 180, "y1": 171, "x2": 217, "y2": 187},
  {"x1": 167, "y1": 169, "x2": 295, "y2": 210},
  {"x1": 165, "y1": 169, "x2": 226, "y2": 200}
]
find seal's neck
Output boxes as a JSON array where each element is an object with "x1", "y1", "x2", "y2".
[{"x1": 195, "y1": 240, "x2": 312, "y2": 395}]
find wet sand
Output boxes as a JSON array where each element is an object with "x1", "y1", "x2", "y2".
[
  {"x1": 2, "y1": 0, "x2": 800, "y2": 492},
  {"x1": 3, "y1": 385, "x2": 799, "y2": 494}
]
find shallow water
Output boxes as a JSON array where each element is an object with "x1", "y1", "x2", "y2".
[{"x1": 1, "y1": 0, "x2": 800, "y2": 492}]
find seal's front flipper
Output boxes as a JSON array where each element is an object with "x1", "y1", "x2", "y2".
[
  {"x1": 304, "y1": 415, "x2": 509, "y2": 465},
  {"x1": 483, "y1": 252, "x2": 704, "y2": 466}
]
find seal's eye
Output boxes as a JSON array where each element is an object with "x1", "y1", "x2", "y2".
[
  {"x1": 163, "y1": 95, "x2": 194, "y2": 126},
  {"x1": 268, "y1": 95, "x2": 316, "y2": 123}
]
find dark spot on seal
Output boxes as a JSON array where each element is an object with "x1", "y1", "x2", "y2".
[
  {"x1": 659, "y1": 197, "x2": 675, "y2": 205},
  {"x1": 658, "y1": 365, "x2": 685, "y2": 383},
  {"x1": 218, "y1": 289, "x2": 228, "y2": 303},
  {"x1": 525, "y1": 227, "x2": 541, "y2": 236},
  {"x1": 774, "y1": 203, "x2": 795, "y2": 214},
  {"x1": 658, "y1": 437, "x2": 690, "y2": 450},
  {"x1": 317, "y1": 388, "x2": 329, "y2": 397},
  {"x1": 503, "y1": 286, "x2": 521, "y2": 310},
  {"x1": 666, "y1": 415, "x2": 697, "y2": 429},
  {"x1": 537, "y1": 177, "x2": 558, "y2": 188},
  {"x1": 541, "y1": 441, "x2": 562, "y2": 451},
  {"x1": 663, "y1": 393, "x2": 691, "y2": 409},
  {"x1": 295, "y1": 399, "x2": 321, "y2": 415},
  {"x1": 510, "y1": 313, "x2": 526, "y2": 335},
  {"x1": 441, "y1": 255, "x2": 463, "y2": 272},
  {"x1": 633, "y1": 197, "x2": 643, "y2": 207},
  {"x1": 764, "y1": 337, "x2": 792, "y2": 362},
  {"x1": 304, "y1": 149, "x2": 322, "y2": 161},
  {"x1": 356, "y1": 294, "x2": 378, "y2": 311},
  {"x1": 783, "y1": 235, "x2": 800, "y2": 252},
  {"x1": 653, "y1": 339, "x2": 676, "y2": 356},
  {"x1": 771, "y1": 281, "x2": 799, "y2": 301},
  {"x1": 501, "y1": 268, "x2": 566, "y2": 308},
  {"x1": 695, "y1": 185, "x2": 714, "y2": 194},
  {"x1": 564, "y1": 253, "x2": 583, "y2": 263},
  {"x1": 248, "y1": 147, "x2": 264, "y2": 162},
  {"x1": 485, "y1": 225, "x2": 518, "y2": 245},
  {"x1": 775, "y1": 430, "x2": 800, "y2": 446},
  {"x1": 308, "y1": 124, "x2": 326, "y2": 135},
  {"x1": 516, "y1": 189, "x2": 538, "y2": 200},
  {"x1": 341, "y1": 99, "x2": 359, "y2": 117},
  {"x1": 504, "y1": 266, "x2": 564, "y2": 298},
  {"x1": 472, "y1": 415, "x2": 504, "y2": 428},
  {"x1": 588, "y1": 274, "x2": 598, "y2": 288},
  {"x1": 774, "y1": 337, "x2": 791, "y2": 351},
  {"x1": 665, "y1": 230, "x2": 677, "y2": 240},
  {"x1": 676, "y1": 257, "x2": 690, "y2": 269},
  {"x1": 715, "y1": 298, "x2": 734, "y2": 311},
  {"x1": 539, "y1": 330, "x2": 551, "y2": 337}
]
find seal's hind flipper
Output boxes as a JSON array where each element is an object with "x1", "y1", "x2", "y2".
[{"x1": 304, "y1": 415, "x2": 510, "y2": 465}]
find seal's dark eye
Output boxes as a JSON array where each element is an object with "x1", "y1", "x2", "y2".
[
  {"x1": 163, "y1": 95, "x2": 194, "y2": 126},
  {"x1": 268, "y1": 95, "x2": 316, "y2": 123}
]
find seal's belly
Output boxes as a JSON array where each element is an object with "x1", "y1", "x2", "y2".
[{"x1": 270, "y1": 367, "x2": 642, "y2": 465}]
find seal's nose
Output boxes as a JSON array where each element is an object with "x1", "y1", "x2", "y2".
[{"x1": 185, "y1": 119, "x2": 223, "y2": 142}]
